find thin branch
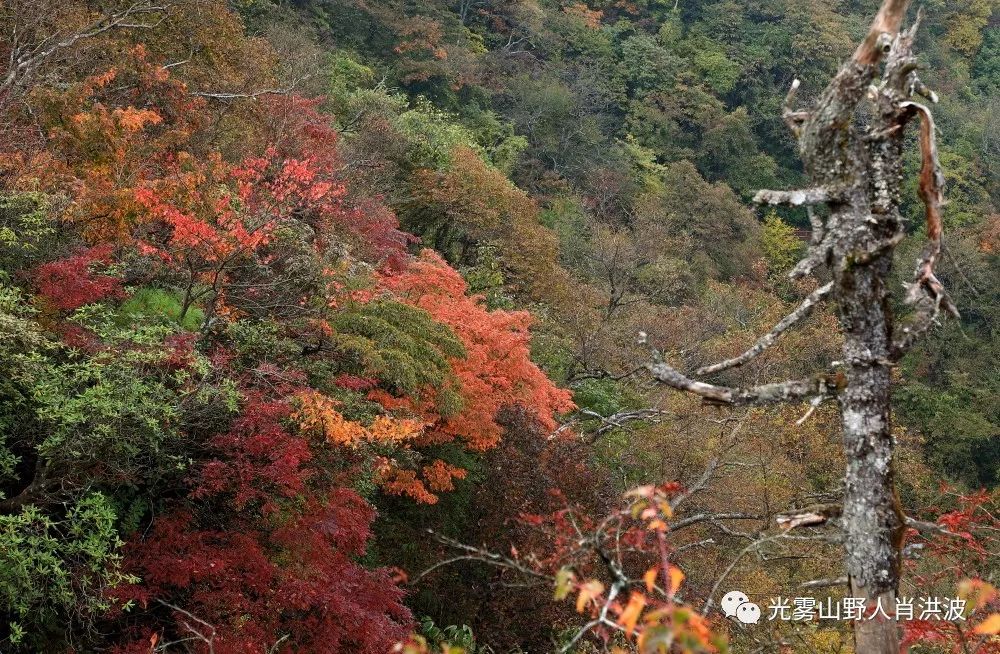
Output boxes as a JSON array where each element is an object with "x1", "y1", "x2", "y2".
[
  {"x1": 669, "y1": 413, "x2": 746, "y2": 510},
  {"x1": 800, "y1": 576, "x2": 849, "y2": 590},
  {"x1": 162, "y1": 56, "x2": 191, "y2": 70},
  {"x1": 413, "y1": 529, "x2": 551, "y2": 584},
  {"x1": 191, "y1": 75, "x2": 311, "y2": 101},
  {"x1": 702, "y1": 533, "x2": 780, "y2": 616},
  {"x1": 670, "y1": 512, "x2": 761, "y2": 531},
  {"x1": 696, "y1": 282, "x2": 834, "y2": 376},
  {"x1": 905, "y1": 517, "x2": 964, "y2": 538},
  {"x1": 156, "y1": 600, "x2": 216, "y2": 654},
  {"x1": 942, "y1": 243, "x2": 982, "y2": 298},
  {"x1": 0, "y1": 458, "x2": 54, "y2": 512},
  {"x1": 647, "y1": 358, "x2": 835, "y2": 407},
  {"x1": 411, "y1": 554, "x2": 546, "y2": 585},
  {"x1": 558, "y1": 618, "x2": 608, "y2": 654},
  {"x1": 795, "y1": 394, "x2": 825, "y2": 425},
  {"x1": 674, "y1": 538, "x2": 716, "y2": 554},
  {"x1": 1, "y1": 2, "x2": 168, "y2": 97},
  {"x1": 569, "y1": 408, "x2": 674, "y2": 440}
]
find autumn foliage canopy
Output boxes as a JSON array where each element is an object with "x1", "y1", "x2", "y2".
[
  {"x1": 2, "y1": 0, "x2": 998, "y2": 653},
  {"x1": 0, "y1": 5, "x2": 573, "y2": 650}
]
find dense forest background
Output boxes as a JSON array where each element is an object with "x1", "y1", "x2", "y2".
[{"x1": 0, "y1": 0, "x2": 997, "y2": 652}]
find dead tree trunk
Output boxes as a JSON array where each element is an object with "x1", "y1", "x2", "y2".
[{"x1": 644, "y1": 2, "x2": 957, "y2": 652}]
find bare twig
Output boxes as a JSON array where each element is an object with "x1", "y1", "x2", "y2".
[
  {"x1": 696, "y1": 282, "x2": 834, "y2": 376},
  {"x1": 669, "y1": 413, "x2": 747, "y2": 509},
  {"x1": 702, "y1": 533, "x2": 780, "y2": 616},
  {"x1": 412, "y1": 529, "x2": 551, "y2": 585},
  {"x1": 191, "y1": 75, "x2": 311, "y2": 101},
  {"x1": 670, "y1": 512, "x2": 761, "y2": 531},
  {"x1": 904, "y1": 517, "x2": 963, "y2": 538},
  {"x1": 156, "y1": 600, "x2": 216, "y2": 654},
  {"x1": 566, "y1": 408, "x2": 674, "y2": 440}
]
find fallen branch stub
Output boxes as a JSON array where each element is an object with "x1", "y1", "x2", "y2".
[
  {"x1": 753, "y1": 187, "x2": 841, "y2": 207},
  {"x1": 776, "y1": 504, "x2": 842, "y2": 530}
]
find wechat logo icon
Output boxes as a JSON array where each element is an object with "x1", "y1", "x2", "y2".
[{"x1": 721, "y1": 590, "x2": 761, "y2": 625}]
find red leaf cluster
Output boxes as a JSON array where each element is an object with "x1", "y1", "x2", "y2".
[
  {"x1": 35, "y1": 244, "x2": 124, "y2": 311},
  {"x1": 115, "y1": 394, "x2": 413, "y2": 653}
]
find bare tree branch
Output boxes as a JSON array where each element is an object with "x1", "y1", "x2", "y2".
[
  {"x1": 905, "y1": 517, "x2": 963, "y2": 538},
  {"x1": 695, "y1": 282, "x2": 834, "y2": 376},
  {"x1": 669, "y1": 413, "x2": 747, "y2": 509},
  {"x1": 670, "y1": 512, "x2": 760, "y2": 531},
  {"x1": 1, "y1": 2, "x2": 168, "y2": 99},
  {"x1": 561, "y1": 407, "x2": 674, "y2": 440},
  {"x1": 647, "y1": 357, "x2": 835, "y2": 407},
  {"x1": 190, "y1": 75, "x2": 311, "y2": 101},
  {"x1": 800, "y1": 576, "x2": 849, "y2": 590},
  {"x1": 155, "y1": 600, "x2": 216, "y2": 654},
  {"x1": 412, "y1": 529, "x2": 551, "y2": 585}
]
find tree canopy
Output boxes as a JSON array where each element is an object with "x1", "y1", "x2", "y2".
[{"x1": 0, "y1": 0, "x2": 997, "y2": 652}]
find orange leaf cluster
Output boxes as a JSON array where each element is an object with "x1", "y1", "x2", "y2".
[
  {"x1": 563, "y1": 3, "x2": 604, "y2": 28},
  {"x1": 421, "y1": 459, "x2": 468, "y2": 493},
  {"x1": 376, "y1": 466, "x2": 439, "y2": 505},
  {"x1": 293, "y1": 391, "x2": 424, "y2": 448},
  {"x1": 379, "y1": 250, "x2": 575, "y2": 451}
]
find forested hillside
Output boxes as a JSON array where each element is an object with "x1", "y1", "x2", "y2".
[{"x1": 0, "y1": 0, "x2": 997, "y2": 652}]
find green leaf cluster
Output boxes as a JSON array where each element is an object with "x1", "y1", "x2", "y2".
[
  {"x1": 0, "y1": 494, "x2": 133, "y2": 648},
  {"x1": 331, "y1": 300, "x2": 466, "y2": 414}
]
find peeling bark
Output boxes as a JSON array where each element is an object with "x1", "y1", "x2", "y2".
[{"x1": 646, "y1": 2, "x2": 958, "y2": 652}]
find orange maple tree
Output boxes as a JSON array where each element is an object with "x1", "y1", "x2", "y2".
[{"x1": 378, "y1": 249, "x2": 575, "y2": 451}]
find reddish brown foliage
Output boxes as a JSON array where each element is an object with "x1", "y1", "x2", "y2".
[
  {"x1": 35, "y1": 244, "x2": 124, "y2": 311},
  {"x1": 114, "y1": 395, "x2": 413, "y2": 654}
]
